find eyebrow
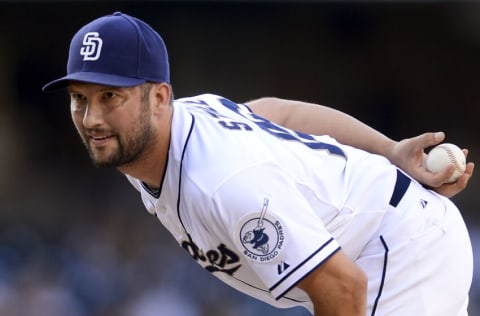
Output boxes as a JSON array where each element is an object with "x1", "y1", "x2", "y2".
[{"x1": 68, "y1": 84, "x2": 129, "y2": 93}]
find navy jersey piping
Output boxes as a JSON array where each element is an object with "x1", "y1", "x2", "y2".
[
  {"x1": 230, "y1": 275, "x2": 309, "y2": 304},
  {"x1": 176, "y1": 114, "x2": 196, "y2": 236},
  {"x1": 139, "y1": 127, "x2": 172, "y2": 198},
  {"x1": 270, "y1": 237, "x2": 341, "y2": 299},
  {"x1": 141, "y1": 150, "x2": 170, "y2": 199},
  {"x1": 371, "y1": 235, "x2": 389, "y2": 316}
]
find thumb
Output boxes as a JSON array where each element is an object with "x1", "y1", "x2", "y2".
[{"x1": 418, "y1": 132, "x2": 445, "y2": 150}]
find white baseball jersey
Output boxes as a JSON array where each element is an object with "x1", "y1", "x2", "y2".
[{"x1": 126, "y1": 94, "x2": 472, "y2": 315}]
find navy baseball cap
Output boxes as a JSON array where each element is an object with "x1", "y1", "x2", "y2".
[{"x1": 43, "y1": 12, "x2": 170, "y2": 92}]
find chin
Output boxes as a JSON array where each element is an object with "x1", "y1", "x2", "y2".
[{"x1": 88, "y1": 151, "x2": 117, "y2": 168}]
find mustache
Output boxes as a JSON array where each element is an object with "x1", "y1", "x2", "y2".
[
  {"x1": 84, "y1": 127, "x2": 111, "y2": 133},
  {"x1": 84, "y1": 127, "x2": 116, "y2": 135}
]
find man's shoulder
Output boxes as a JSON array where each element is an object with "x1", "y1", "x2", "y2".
[{"x1": 174, "y1": 93, "x2": 226, "y2": 104}]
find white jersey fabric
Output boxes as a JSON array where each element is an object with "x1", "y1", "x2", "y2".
[{"x1": 126, "y1": 94, "x2": 472, "y2": 315}]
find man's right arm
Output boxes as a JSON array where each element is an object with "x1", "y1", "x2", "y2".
[{"x1": 246, "y1": 97, "x2": 474, "y2": 198}]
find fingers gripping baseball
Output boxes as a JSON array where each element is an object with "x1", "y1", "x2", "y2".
[
  {"x1": 433, "y1": 160, "x2": 474, "y2": 198},
  {"x1": 389, "y1": 132, "x2": 444, "y2": 182},
  {"x1": 389, "y1": 132, "x2": 474, "y2": 197},
  {"x1": 425, "y1": 144, "x2": 466, "y2": 183}
]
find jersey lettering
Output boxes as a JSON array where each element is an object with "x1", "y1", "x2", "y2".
[
  {"x1": 219, "y1": 98, "x2": 346, "y2": 158},
  {"x1": 185, "y1": 99, "x2": 253, "y2": 131},
  {"x1": 219, "y1": 121, "x2": 253, "y2": 131},
  {"x1": 182, "y1": 237, "x2": 242, "y2": 276},
  {"x1": 184, "y1": 96, "x2": 346, "y2": 158}
]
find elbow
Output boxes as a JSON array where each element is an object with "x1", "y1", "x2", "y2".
[
  {"x1": 297, "y1": 250, "x2": 369, "y2": 314},
  {"x1": 329, "y1": 267, "x2": 367, "y2": 305},
  {"x1": 298, "y1": 257, "x2": 368, "y2": 315},
  {"x1": 349, "y1": 268, "x2": 368, "y2": 301},
  {"x1": 326, "y1": 269, "x2": 368, "y2": 314},
  {"x1": 342, "y1": 268, "x2": 368, "y2": 315}
]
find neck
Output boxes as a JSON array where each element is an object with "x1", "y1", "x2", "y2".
[
  {"x1": 118, "y1": 108, "x2": 172, "y2": 189},
  {"x1": 118, "y1": 139, "x2": 170, "y2": 190}
]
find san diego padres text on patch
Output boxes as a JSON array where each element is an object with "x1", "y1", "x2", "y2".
[{"x1": 236, "y1": 198, "x2": 285, "y2": 263}]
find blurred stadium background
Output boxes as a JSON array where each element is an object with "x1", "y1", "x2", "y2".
[{"x1": 0, "y1": 1, "x2": 479, "y2": 315}]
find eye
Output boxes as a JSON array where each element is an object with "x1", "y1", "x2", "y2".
[
  {"x1": 103, "y1": 91, "x2": 117, "y2": 99},
  {"x1": 71, "y1": 93, "x2": 86, "y2": 102}
]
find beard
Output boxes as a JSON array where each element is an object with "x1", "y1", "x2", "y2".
[{"x1": 82, "y1": 101, "x2": 156, "y2": 168}]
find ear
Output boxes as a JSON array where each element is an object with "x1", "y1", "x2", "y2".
[{"x1": 151, "y1": 83, "x2": 172, "y2": 114}]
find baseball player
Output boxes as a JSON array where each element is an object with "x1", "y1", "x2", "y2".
[{"x1": 43, "y1": 12, "x2": 474, "y2": 315}]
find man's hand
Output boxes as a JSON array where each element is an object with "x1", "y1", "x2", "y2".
[{"x1": 388, "y1": 132, "x2": 474, "y2": 198}]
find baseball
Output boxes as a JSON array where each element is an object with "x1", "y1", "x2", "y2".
[{"x1": 425, "y1": 143, "x2": 466, "y2": 183}]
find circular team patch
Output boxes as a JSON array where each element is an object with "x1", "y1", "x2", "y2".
[{"x1": 236, "y1": 199, "x2": 285, "y2": 263}]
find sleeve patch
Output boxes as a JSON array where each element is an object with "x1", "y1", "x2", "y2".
[{"x1": 235, "y1": 198, "x2": 285, "y2": 264}]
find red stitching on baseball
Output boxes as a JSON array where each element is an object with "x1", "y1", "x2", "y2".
[{"x1": 438, "y1": 145, "x2": 463, "y2": 173}]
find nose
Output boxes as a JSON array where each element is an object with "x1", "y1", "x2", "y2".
[{"x1": 82, "y1": 101, "x2": 104, "y2": 129}]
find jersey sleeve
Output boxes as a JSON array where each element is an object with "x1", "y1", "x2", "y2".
[{"x1": 211, "y1": 163, "x2": 341, "y2": 300}]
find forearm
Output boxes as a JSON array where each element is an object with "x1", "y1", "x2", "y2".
[
  {"x1": 297, "y1": 250, "x2": 367, "y2": 316},
  {"x1": 248, "y1": 97, "x2": 396, "y2": 158},
  {"x1": 310, "y1": 280, "x2": 367, "y2": 316}
]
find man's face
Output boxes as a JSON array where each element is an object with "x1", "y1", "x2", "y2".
[{"x1": 68, "y1": 82, "x2": 156, "y2": 168}]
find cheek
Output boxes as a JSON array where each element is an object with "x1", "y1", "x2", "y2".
[
  {"x1": 118, "y1": 107, "x2": 149, "y2": 131},
  {"x1": 71, "y1": 111, "x2": 85, "y2": 134}
]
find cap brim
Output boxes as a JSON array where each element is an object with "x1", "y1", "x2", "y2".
[{"x1": 42, "y1": 72, "x2": 146, "y2": 92}]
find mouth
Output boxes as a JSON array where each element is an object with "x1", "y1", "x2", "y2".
[{"x1": 88, "y1": 134, "x2": 115, "y2": 147}]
